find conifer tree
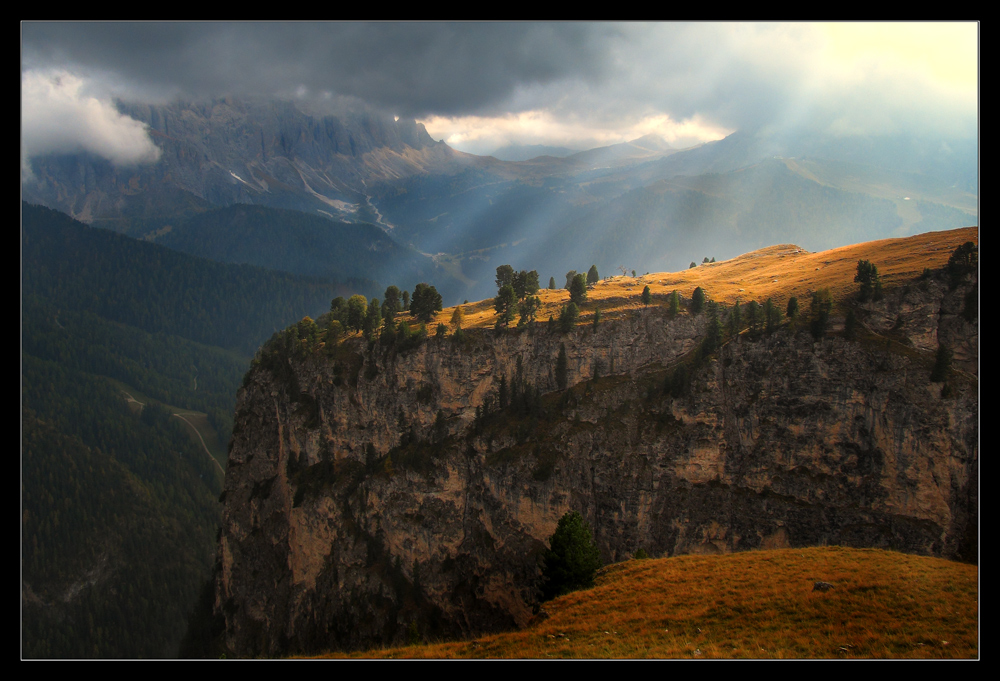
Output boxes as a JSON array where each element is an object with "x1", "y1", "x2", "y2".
[
  {"x1": 844, "y1": 308, "x2": 857, "y2": 340},
  {"x1": 347, "y1": 294, "x2": 368, "y2": 332},
  {"x1": 363, "y1": 297, "x2": 382, "y2": 340},
  {"x1": 494, "y1": 285, "x2": 517, "y2": 328},
  {"x1": 669, "y1": 291, "x2": 680, "y2": 316},
  {"x1": 518, "y1": 296, "x2": 541, "y2": 328},
  {"x1": 855, "y1": 260, "x2": 882, "y2": 302},
  {"x1": 701, "y1": 308, "x2": 722, "y2": 356},
  {"x1": 495, "y1": 264, "x2": 515, "y2": 291},
  {"x1": 555, "y1": 343, "x2": 568, "y2": 390},
  {"x1": 559, "y1": 302, "x2": 579, "y2": 333},
  {"x1": 410, "y1": 283, "x2": 442, "y2": 323},
  {"x1": 930, "y1": 343, "x2": 952, "y2": 382},
  {"x1": 947, "y1": 241, "x2": 978, "y2": 287},
  {"x1": 786, "y1": 296, "x2": 799, "y2": 320},
  {"x1": 810, "y1": 289, "x2": 832, "y2": 340},
  {"x1": 746, "y1": 300, "x2": 760, "y2": 332},
  {"x1": 570, "y1": 274, "x2": 587, "y2": 305},
  {"x1": 691, "y1": 287, "x2": 706, "y2": 314},
  {"x1": 541, "y1": 511, "x2": 602, "y2": 601},
  {"x1": 330, "y1": 296, "x2": 348, "y2": 327},
  {"x1": 764, "y1": 298, "x2": 782, "y2": 333},
  {"x1": 382, "y1": 286, "x2": 401, "y2": 324}
]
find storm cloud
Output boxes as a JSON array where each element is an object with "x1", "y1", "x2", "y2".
[
  {"x1": 21, "y1": 22, "x2": 977, "y2": 158},
  {"x1": 21, "y1": 23, "x2": 620, "y2": 117}
]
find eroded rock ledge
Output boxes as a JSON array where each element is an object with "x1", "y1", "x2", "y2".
[{"x1": 214, "y1": 283, "x2": 977, "y2": 657}]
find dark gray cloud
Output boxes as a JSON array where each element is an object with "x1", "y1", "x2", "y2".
[{"x1": 22, "y1": 22, "x2": 624, "y2": 118}]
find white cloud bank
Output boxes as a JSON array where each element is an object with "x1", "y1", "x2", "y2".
[
  {"x1": 21, "y1": 69, "x2": 161, "y2": 179},
  {"x1": 420, "y1": 110, "x2": 732, "y2": 156}
]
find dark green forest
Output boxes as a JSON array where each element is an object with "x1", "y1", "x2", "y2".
[
  {"x1": 22, "y1": 358, "x2": 221, "y2": 658},
  {"x1": 23, "y1": 203, "x2": 339, "y2": 356},
  {"x1": 21, "y1": 202, "x2": 363, "y2": 657},
  {"x1": 156, "y1": 204, "x2": 453, "y2": 298}
]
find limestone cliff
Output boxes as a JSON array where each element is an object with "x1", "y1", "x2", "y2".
[{"x1": 214, "y1": 278, "x2": 977, "y2": 657}]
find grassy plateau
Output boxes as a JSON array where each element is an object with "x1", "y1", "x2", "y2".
[
  {"x1": 412, "y1": 226, "x2": 978, "y2": 332},
  {"x1": 313, "y1": 547, "x2": 977, "y2": 659}
]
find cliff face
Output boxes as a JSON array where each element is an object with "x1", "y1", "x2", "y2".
[
  {"x1": 214, "y1": 280, "x2": 977, "y2": 657},
  {"x1": 22, "y1": 97, "x2": 458, "y2": 225}
]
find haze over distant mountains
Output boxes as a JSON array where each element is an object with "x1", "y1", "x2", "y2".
[
  {"x1": 23, "y1": 95, "x2": 977, "y2": 304},
  {"x1": 488, "y1": 143, "x2": 582, "y2": 161}
]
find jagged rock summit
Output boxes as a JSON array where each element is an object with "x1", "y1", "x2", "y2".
[{"x1": 22, "y1": 96, "x2": 460, "y2": 226}]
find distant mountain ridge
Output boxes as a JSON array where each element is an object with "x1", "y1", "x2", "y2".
[
  {"x1": 488, "y1": 143, "x2": 582, "y2": 161},
  {"x1": 23, "y1": 97, "x2": 461, "y2": 228},
  {"x1": 22, "y1": 96, "x2": 977, "y2": 305}
]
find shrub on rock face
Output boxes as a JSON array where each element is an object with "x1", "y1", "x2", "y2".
[{"x1": 540, "y1": 511, "x2": 602, "y2": 601}]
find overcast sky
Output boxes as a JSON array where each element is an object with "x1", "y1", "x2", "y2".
[{"x1": 21, "y1": 22, "x2": 978, "y2": 165}]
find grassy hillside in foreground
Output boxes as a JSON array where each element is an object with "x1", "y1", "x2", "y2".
[{"x1": 314, "y1": 547, "x2": 977, "y2": 659}]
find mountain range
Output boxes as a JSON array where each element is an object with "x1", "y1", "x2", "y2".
[
  {"x1": 20, "y1": 94, "x2": 978, "y2": 658},
  {"x1": 23, "y1": 96, "x2": 976, "y2": 304}
]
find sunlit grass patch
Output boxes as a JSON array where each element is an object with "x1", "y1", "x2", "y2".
[{"x1": 311, "y1": 546, "x2": 976, "y2": 660}]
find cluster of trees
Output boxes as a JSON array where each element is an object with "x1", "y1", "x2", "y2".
[
  {"x1": 494, "y1": 265, "x2": 541, "y2": 329},
  {"x1": 473, "y1": 356, "x2": 543, "y2": 430},
  {"x1": 557, "y1": 303, "x2": 579, "y2": 333},
  {"x1": 274, "y1": 285, "x2": 450, "y2": 370},
  {"x1": 855, "y1": 260, "x2": 884, "y2": 302},
  {"x1": 724, "y1": 294, "x2": 816, "y2": 339},
  {"x1": 809, "y1": 290, "x2": 833, "y2": 339},
  {"x1": 328, "y1": 282, "x2": 444, "y2": 342},
  {"x1": 947, "y1": 241, "x2": 978, "y2": 288}
]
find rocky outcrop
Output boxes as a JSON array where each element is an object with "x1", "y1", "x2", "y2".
[
  {"x1": 214, "y1": 282, "x2": 977, "y2": 657},
  {"x1": 22, "y1": 97, "x2": 463, "y2": 226}
]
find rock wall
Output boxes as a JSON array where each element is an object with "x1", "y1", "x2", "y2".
[{"x1": 214, "y1": 283, "x2": 977, "y2": 657}]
